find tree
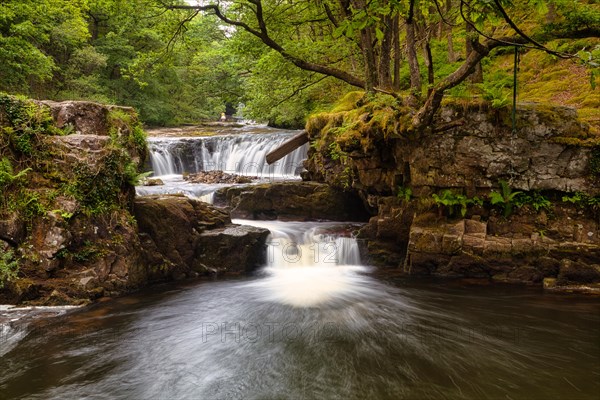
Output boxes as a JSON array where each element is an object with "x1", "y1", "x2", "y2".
[
  {"x1": 0, "y1": 0, "x2": 89, "y2": 95},
  {"x1": 160, "y1": 0, "x2": 594, "y2": 132}
]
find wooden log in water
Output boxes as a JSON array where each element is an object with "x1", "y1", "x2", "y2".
[{"x1": 266, "y1": 130, "x2": 309, "y2": 165}]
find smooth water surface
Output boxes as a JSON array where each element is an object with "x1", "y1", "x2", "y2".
[{"x1": 1, "y1": 221, "x2": 599, "y2": 399}]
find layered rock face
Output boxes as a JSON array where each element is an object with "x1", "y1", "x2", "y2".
[
  {"x1": 0, "y1": 96, "x2": 268, "y2": 305},
  {"x1": 404, "y1": 209, "x2": 600, "y2": 289},
  {"x1": 214, "y1": 181, "x2": 370, "y2": 221},
  {"x1": 134, "y1": 195, "x2": 268, "y2": 279},
  {"x1": 306, "y1": 100, "x2": 600, "y2": 291},
  {"x1": 306, "y1": 102, "x2": 598, "y2": 198}
]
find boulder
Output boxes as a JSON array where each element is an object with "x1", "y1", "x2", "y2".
[
  {"x1": 39, "y1": 100, "x2": 133, "y2": 137},
  {"x1": 134, "y1": 195, "x2": 269, "y2": 278}
]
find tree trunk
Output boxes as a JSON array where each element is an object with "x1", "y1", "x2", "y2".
[
  {"x1": 546, "y1": 2, "x2": 557, "y2": 24},
  {"x1": 406, "y1": 19, "x2": 421, "y2": 96},
  {"x1": 424, "y1": 40, "x2": 434, "y2": 96},
  {"x1": 360, "y1": 27, "x2": 378, "y2": 92},
  {"x1": 377, "y1": 15, "x2": 393, "y2": 90},
  {"x1": 447, "y1": 31, "x2": 457, "y2": 63},
  {"x1": 445, "y1": 0, "x2": 457, "y2": 62},
  {"x1": 465, "y1": 23, "x2": 483, "y2": 83},
  {"x1": 266, "y1": 131, "x2": 309, "y2": 165},
  {"x1": 392, "y1": 15, "x2": 401, "y2": 91}
]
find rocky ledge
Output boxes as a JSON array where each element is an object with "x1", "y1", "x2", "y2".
[
  {"x1": 0, "y1": 96, "x2": 269, "y2": 305},
  {"x1": 404, "y1": 210, "x2": 600, "y2": 293},
  {"x1": 214, "y1": 181, "x2": 370, "y2": 221},
  {"x1": 135, "y1": 195, "x2": 269, "y2": 279},
  {"x1": 306, "y1": 98, "x2": 600, "y2": 292}
]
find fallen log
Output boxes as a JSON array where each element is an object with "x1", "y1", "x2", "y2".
[{"x1": 265, "y1": 130, "x2": 309, "y2": 165}]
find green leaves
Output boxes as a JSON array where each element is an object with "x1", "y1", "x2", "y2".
[
  {"x1": 0, "y1": 248, "x2": 19, "y2": 289},
  {"x1": 432, "y1": 190, "x2": 482, "y2": 217},
  {"x1": 489, "y1": 180, "x2": 521, "y2": 217}
]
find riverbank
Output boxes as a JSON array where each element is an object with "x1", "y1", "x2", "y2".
[{"x1": 304, "y1": 93, "x2": 600, "y2": 293}]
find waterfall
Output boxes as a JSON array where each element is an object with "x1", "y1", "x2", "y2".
[
  {"x1": 233, "y1": 219, "x2": 369, "y2": 307},
  {"x1": 148, "y1": 132, "x2": 308, "y2": 178}
]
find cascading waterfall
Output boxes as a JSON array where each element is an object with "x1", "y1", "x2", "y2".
[
  {"x1": 148, "y1": 132, "x2": 308, "y2": 179},
  {"x1": 136, "y1": 127, "x2": 309, "y2": 200},
  {"x1": 233, "y1": 219, "x2": 370, "y2": 307}
]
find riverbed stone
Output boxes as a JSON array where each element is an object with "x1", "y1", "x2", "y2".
[{"x1": 196, "y1": 225, "x2": 269, "y2": 274}]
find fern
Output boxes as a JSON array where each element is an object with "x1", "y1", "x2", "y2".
[
  {"x1": 0, "y1": 157, "x2": 31, "y2": 189},
  {"x1": 489, "y1": 180, "x2": 522, "y2": 217}
]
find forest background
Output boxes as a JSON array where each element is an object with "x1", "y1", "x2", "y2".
[{"x1": 0, "y1": 0, "x2": 598, "y2": 129}]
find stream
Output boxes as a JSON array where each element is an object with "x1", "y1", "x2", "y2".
[
  {"x1": 136, "y1": 124, "x2": 308, "y2": 201},
  {"x1": 1, "y1": 125, "x2": 599, "y2": 399}
]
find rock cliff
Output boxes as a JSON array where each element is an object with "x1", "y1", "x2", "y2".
[
  {"x1": 305, "y1": 96, "x2": 600, "y2": 292},
  {"x1": 0, "y1": 95, "x2": 268, "y2": 305}
]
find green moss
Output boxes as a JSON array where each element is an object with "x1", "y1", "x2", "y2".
[
  {"x1": 0, "y1": 247, "x2": 19, "y2": 289},
  {"x1": 0, "y1": 93, "x2": 63, "y2": 158},
  {"x1": 330, "y1": 91, "x2": 365, "y2": 112},
  {"x1": 307, "y1": 93, "x2": 413, "y2": 156},
  {"x1": 107, "y1": 108, "x2": 148, "y2": 161},
  {"x1": 63, "y1": 148, "x2": 133, "y2": 215}
]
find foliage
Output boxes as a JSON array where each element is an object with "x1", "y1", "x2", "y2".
[
  {"x1": 107, "y1": 108, "x2": 148, "y2": 158},
  {"x1": 514, "y1": 191, "x2": 553, "y2": 212},
  {"x1": 0, "y1": 248, "x2": 19, "y2": 288},
  {"x1": 0, "y1": 93, "x2": 63, "y2": 159},
  {"x1": 125, "y1": 166, "x2": 153, "y2": 186},
  {"x1": 432, "y1": 190, "x2": 482, "y2": 218},
  {"x1": 562, "y1": 191, "x2": 600, "y2": 211},
  {"x1": 0, "y1": 157, "x2": 31, "y2": 194},
  {"x1": 397, "y1": 186, "x2": 413, "y2": 202},
  {"x1": 0, "y1": 0, "x2": 597, "y2": 129},
  {"x1": 489, "y1": 180, "x2": 522, "y2": 218},
  {"x1": 64, "y1": 149, "x2": 134, "y2": 215}
]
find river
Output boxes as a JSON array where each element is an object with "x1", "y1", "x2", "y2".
[
  {"x1": 1, "y1": 219, "x2": 599, "y2": 399},
  {"x1": 1, "y1": 125, "x2": 598, "y2": 399}
]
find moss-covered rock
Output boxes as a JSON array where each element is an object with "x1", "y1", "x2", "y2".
[
  {"x1": 0, "y1": 94, "x2": 150, "y2": 304},
  {"x1": 307, "y1": 94, "x2": 600, "y2": 291},
  {"x1": 306, "y1": 95, "x2": 599, "y2": 196}
]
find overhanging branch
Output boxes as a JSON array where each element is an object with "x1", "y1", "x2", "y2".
[{"x1": 162, "y1": 1, "x2": 366, "y2": 89}]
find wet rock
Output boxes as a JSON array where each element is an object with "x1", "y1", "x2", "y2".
[
  {"x1": 214, "y1": 181, "x2": 369, "y2": 221},
  {"x1": 0, "y1": 213, "x2": 26, "y2": 246},
  {"x1": 143, "y1": 178, "x2": 164, "y2": 186},
  {"x1": 557, "y1": 259, "x2": 600, "y2": 284},
  {"x1": 184, "y1": 170, "x2": 255, "y2": 184},
  {"x1": 196, "y1": 225, "x2": 269, "y2": 274},
  {"x1": 134, "y1": 195, "x2": 269, "y2": 278}
]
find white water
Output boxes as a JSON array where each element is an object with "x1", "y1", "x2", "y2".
[
  {"x1": 137, "y1": 127, "x2": 308, "y2": 201},
  {"x1": 0, "y1": 305, "x2": 82, "y2": 357},
  {"x1": 233, "y1": 219, "x2": 371, "y2": 308},
  {"x1": 148, "y1": 132, "x2": 308, "y2": 178}
]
